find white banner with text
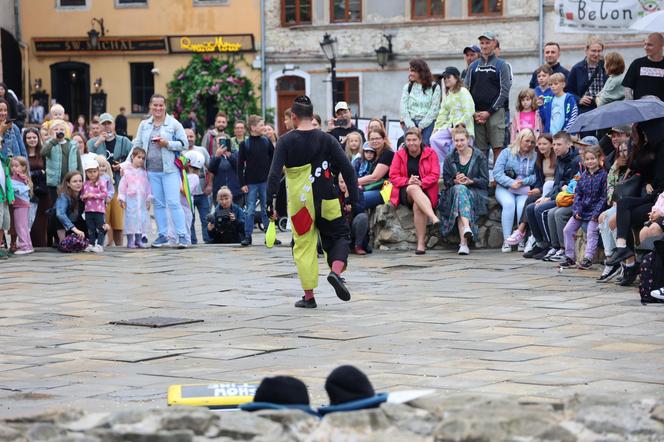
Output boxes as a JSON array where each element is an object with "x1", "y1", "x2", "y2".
[{"x1": 555, "y1": 0, "x2": 663, "y2": 33}]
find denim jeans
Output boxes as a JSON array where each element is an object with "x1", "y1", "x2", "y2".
[
  {"x1": 413, "y1": 119, "x2": 435, "y2": 147},
  {"x1": 495, "y1": 186, "x2": 529, "y2": 241},
  {"x1": 149, "y1": 171, "x2": 187, "y2": 238},
  {"x1": 244, "y1": 182, "x2": 269, "y2": 238},
  {"x1": 191, "y1": 194, "x2": 211, "y2": 244}
]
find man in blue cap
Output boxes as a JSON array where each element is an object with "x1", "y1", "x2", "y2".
[{"x1": 461, "y1": 45, "x2": 480, "y2": 82}]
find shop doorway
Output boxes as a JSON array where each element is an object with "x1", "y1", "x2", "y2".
[
  {"x1": 276, "y1": 76, "x2": 305, "y2": 135},
  {"x1": 51, "y1": 62, "x2": 90, "y2": 120},
  {"x1": 1, "y1": 28, "x2": 22, "y2": 100}
]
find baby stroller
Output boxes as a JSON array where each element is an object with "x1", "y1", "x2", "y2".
[{"x1": 252, "y1": 177, "x2": 289, "y2": 232}]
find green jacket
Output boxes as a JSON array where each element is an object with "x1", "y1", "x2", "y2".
[
  {"x1": 87, "y1": 135, "x2": 132, "y2": 163},
  {"x1": 0, "y1": 154, "x2": 14, "y2": 204},
  {"x1": 41, "y1": 139, "x2": 83, "y2": 187}
]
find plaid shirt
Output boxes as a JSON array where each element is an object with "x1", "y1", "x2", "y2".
[{"x1": 586, "y1": 64, "x2": 607, "y2": 98}]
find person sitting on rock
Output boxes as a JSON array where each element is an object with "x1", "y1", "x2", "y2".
[
  {"x1": 388, "y1": 127, "x2": 441, "y2": 255},
  {"x1": 439, "y1": 127, "x2": 489, "y2": 255}
]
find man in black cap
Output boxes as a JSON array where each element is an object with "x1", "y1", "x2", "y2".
[{"x1": 461, "y1": 45, "x2": 480, "y2": 82}]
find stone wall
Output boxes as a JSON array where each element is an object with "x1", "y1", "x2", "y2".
[
  {"x1": 371, "y1": 197, "x2": 506, "y2": 251},
  {"x1": 2, "y1": 394, "x2": 663, "y2": 441}
]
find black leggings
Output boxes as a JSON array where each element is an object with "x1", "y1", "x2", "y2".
[{"x1": 616, "y1": 195, "x2": 656, "y2": 249}]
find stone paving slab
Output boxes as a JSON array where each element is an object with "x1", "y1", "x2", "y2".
[{"x1": 1, "y1": 237, "x2": 664, "y2": 418}]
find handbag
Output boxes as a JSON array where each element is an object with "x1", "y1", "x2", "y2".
[
  {"x1": 555, "y1": 191, "x2": 574, "y2": 207},
  {"x1": 380, "y1": 181, "x2": 393, "y2": 204},
  {"x1": 613, "y1": 173, "x2": 642, "y2": 202}
]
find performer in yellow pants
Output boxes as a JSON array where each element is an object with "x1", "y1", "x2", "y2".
[{"x1": 267, "y1": 96, "x2": 359, "y2": 308}]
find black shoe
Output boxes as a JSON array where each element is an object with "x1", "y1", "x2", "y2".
[
  {"x1": 618, "y1": 264, "x2": 639, "y2": 286},
  {"x1": 295, "y1": 296, "x2": 317, "y2": 308},
  {"x1": 533, "y1": 247, "x2": 550, "y2": 260},
  {"x1": 559, "y1": 257, "x2": 576, "y2": 268},
  {"x1": 597, "y1": 263, "x2": 621, "y2": 282},
  {"x1": 241, "y1": 237, "x2": 252, "y2": 247},
  {"x1": 327, "y1": 271, "x2": 351, "y2": 302},
  {"x1": 606, "y1": 247, "x2": 634, "y2": 266},
  {"x1": 523, "y1": 245, "x2": 545, "y2": 259}
]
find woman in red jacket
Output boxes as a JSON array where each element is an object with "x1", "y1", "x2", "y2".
[{"x1": 389, "y1": 127, "x2": 441, "y2": 255}]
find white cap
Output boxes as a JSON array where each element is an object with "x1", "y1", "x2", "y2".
[
  {"x1": 184, "y1": 150, "x2": 205, "y2": 169},
  {"x1": 334, "y1": 101, "x2": 349, "y2": 113},
  {"x1": 83, "y1": 159, "x2": 99, "y2": 171}
]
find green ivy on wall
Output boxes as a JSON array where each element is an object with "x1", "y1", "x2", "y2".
[{"x1": 167, "y1": 54, "x2": 259, "y2": 133}]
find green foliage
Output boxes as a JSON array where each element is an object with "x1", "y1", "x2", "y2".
[{"x1": 167, "y1": 54, "x2": 259, "y2": 132}]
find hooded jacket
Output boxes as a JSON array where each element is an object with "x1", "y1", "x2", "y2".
[{"x1": 546, "y1": 146, "x2": 580, "y2": 199}]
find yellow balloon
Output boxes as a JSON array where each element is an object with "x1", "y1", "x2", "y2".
[{"x1": 265, "y1": 220, "x2": 277, "y2": 248}]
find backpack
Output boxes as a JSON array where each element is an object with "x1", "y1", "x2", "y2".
[
  {"x1": 407, "y1": 81, "x2": 438, "y2": 95},
  {"x1": 638, "y1": 240, "x2": 664, "y2": 304}
]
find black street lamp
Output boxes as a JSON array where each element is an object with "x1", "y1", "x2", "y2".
[
  {"x1": 375, "y1": 34, "x2": 393, "y2": 69},
  {"x1": 319, "y1": 33, "x2": 338, "y2": 116}
]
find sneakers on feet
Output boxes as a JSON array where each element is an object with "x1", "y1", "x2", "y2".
[
  {"x1": 505, "y1": 230, "x2": 525, "y2": 246},
  {"x1": 577, "y1": 258, "x2": 593, "y2": 270},
  {"x1": 294, "y1": 296, "x2": 317, "y2": 308},
  {"x1": 596, "y1": 263, "x2": 621, "y2": 282},
  {"x1": 458, "y1": 244, "x2": 470, "y2": 255},
  {"x1": 327, "y1": 272, "x2": 351, "y2": 301},
  {"x1": 152, "y1": 235, "x2": 169, "y2": 248},
  {"x1": 618, "y1": 264, "x2": 639, "y2": 286},
  {"x1": 95, "y1": 245, "x2": 104, "y2": 253},
  {"x1": 84, "y1": 245, "x2": 94, "y2": 252},
  {"x1": 462, "y1": 227, "x2": 473, "y2": 242},
  {"x1": 523, "y1": 244, "x2": 545, "y2": 259},
  {"x1": 241, "y1": 237, "x2": 251, "y2": 247},
  {"x1": 176, "y1": 235, "x2": 188, "y2": 249},
  {"x1": 650, "y1": 288, "x2": 664, "y2": 301},
  {"x1": 523, "y1": 235, "x2": 536, "y2": 254},
  {"x1": 541, "y1": 248, "x2": 558, "y2": 261},
  {"x1": 549, "y1": 249, "x2": 567, "y2": 262},
  {"x1": 14, "y1": 249, "x2": 34, "y2": 255},
  {"x1": 559, "y1": 257, "x2": 576, "y2": 268},
  {"x1": 501, "y1": 242, "x2": 512, "y2": 253}
]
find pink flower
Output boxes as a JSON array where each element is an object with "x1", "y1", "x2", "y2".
[
  {"x1": 219, "y1": 65, "x2": 228, "y2": 73},
  {"x1": 177, "y1": 74, "x2": 185, "y2": 80},
  {"x1": 202, "y1": 55, "x2": 212, "y2": 62},
  {"x1": 210, "y1": 85, "x2": 219, "y2": 93}
]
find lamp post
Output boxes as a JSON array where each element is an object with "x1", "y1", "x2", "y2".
[{"x1": 319, "y1": 33, "x2": 338, "y2": 116}]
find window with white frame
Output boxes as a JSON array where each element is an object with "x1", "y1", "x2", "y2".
[
  {"x1": 57, "y1": 0, "x2": 87, "y2": 8},
  {"x1": 116, "y1": 0, "x2": 148, "y2": 8}
]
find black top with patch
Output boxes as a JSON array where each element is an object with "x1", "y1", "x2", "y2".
[
  {"x1": 622, "y1": 56, "x2": 664, "y2": 101},
  {"x1": 268, "y1": 129, "x2": 359, "y2": 204}
]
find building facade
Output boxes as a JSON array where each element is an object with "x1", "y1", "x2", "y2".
[
  {"x1": 0, "y1": 0, "x2": 22, "y2": 99},
  {"x1": 265, "y1": 0, "x2": 646, "y2": 136},
  {"x1": 19, "y1": 0, "x2": 261, "y2": 135}
]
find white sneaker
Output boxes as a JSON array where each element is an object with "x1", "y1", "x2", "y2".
[
  {"x1": 84, "y1": 245, "x2": 94, "y2": 253},
  {"x1": 14, "y1": 249, "x2": 34, "y2": 255},
  {"x1": 523, "y1": 235, "x2": 536, "y2": 254},
  {"x1": 517, "y1": 238, "x2": 527, "y2": 252},
  {"x1": 458, "y1": 244, "x2": 470, "y2": 255},
  {"x1": 549, "y1": 249, "x2": 566, "y2": 262},
  {"x1": 96, "y1": 245, "x2": 104, "y2": 253},
  {"x1": 501, "y1": 242, "x2": 512, "y2": 253},
  {"x1": 542, "y1": 248, "x2": 557, "y2": 261},
  {"x1": 650, "y1": 288, "x2": 664, "y2": 300},
  {"x1": 462, "y1": 227, "x2": 473, "y2": 241}
]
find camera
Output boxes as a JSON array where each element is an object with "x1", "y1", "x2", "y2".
[
  {"x1": 504, "y1": 168, "x2": 517, "y2": 179},
  {"x1": 55, "y1": 131, "x2": 65, "y2": 139},
  {"x1": 208, "y1": 208, "x2": 232, "y2": 229},
  {"x1": 334, "y1": 118, "x2": 347, "y2": 127}
]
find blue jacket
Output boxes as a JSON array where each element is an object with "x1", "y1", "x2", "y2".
[
  {"x1": 55, "y1": 193, "x2": 82, "y2": 232},
  {"x1": 542, "y1": 93, "x2": 578, "y2": 133},
  {"x1": 493, "y1": 148, "x2": 538, "y2": 190},
  {"x1": 130, "y1": 114, "x2": 187, "y2": 174},
  {"x1": 572, "y1": 168, "x2": 607, "y2": 221},
  {"x1": 547, "y1": 147, "x2": 580, "y2": 199},
  {"x1": 1, "y1": 124, "x2": 27, "y2": 158}
]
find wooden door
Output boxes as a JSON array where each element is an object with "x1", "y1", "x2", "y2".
[{"x1": 276, "y1": 76, "x2": 305, "y2": 135}]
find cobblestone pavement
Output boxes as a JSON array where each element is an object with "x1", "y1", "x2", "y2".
[{"x1": 1, "y1": 236, "x2": 664, "y2": 418}]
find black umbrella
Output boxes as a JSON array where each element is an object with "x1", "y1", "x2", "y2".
[{"x1": 568, "y1": 97, "x2": 664, "y2": 133}]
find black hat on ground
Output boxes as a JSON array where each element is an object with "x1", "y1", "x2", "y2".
[
  {"x1": 325, "y1": 365, "x2": 375, "y2": 405},
  {"x1": 253, "y1": 376, "x2": 310, "y2": 405}
]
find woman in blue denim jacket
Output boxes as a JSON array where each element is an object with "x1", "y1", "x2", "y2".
[
  {"x1": 128, "y1": 94, "x2": 188, "y2": 248},
  {"x1": 493, "y1": 128, "x2": 538, "y2": 252},
  {"x1": 0, "y1": 98, "x2": 27, "y2": 158}
]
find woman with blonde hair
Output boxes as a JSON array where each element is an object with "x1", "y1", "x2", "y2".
[{"x1": 493, "y1": 128, "x2": 538, "y2": 252}]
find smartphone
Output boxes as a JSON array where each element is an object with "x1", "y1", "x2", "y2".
[{"x1": 217, "y1": 138, "x2": 230, "y2": 149}]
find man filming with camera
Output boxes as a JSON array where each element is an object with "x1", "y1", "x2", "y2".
[
  {"x1": 206, "y1": 186, "x2": 245, "y2": 244},
  {"x1": 327, "y1": 101, "x2": 365, "y2": 146}
]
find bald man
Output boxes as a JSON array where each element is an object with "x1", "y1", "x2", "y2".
[{"x1": 623, "y1": 32, "x2": 664, "y2": 101}]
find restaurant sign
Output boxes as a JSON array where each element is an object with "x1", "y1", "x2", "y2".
[
  {"x1": 33, "y1": 37, "x2": 168, "y2": 54},
  {"x1": 168, "y1": 34, "x2": 255, "y2": 54}
]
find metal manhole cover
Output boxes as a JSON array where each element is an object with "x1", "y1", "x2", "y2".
[{"x1": 110, "y1": 316, "x2": 204, "y2": 328}]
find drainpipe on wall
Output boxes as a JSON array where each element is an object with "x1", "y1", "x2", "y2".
[
  {"x1": 14, "y1": 0, "x2": 21, "y2": 41},
  {"x1": 260, "y1": 0, "x2": 267, "y2": 121},
  {"x1": 538, "y1": 0, "x2": 545, "y2": 65}
]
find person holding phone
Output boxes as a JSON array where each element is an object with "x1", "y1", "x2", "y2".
[
  {"x1": 209, "y1": 133, "x2": 241, "y2": 206},
  {"x1": 0, "y1": 98, "x2": 26, "y2": 158},
  {"x1": 328, "y1": 101, "x2": 365, "y2": 146}
]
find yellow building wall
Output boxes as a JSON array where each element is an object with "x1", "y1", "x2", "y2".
[{"x1": 20, "y1": 0, "x2": 261, "y2": 135}]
